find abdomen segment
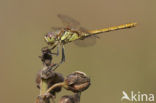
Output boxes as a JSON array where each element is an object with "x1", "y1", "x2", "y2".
[{"x1": 88, "y1": 22, "x2": 137, "y2": 35}]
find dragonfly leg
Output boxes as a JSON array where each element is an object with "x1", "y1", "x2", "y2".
[
  {"x1": 61, "y1": 45, "x2": 65, "y2": 63},
  {"x1": 51, "y1": 45, "x2": 57, "y2": 50},
  {"x1": 51, "y1": 46, "x2": 59, "y2": 56},
  {"x1": 52, "y1": 45, "x2": 65, "y2": 71}
]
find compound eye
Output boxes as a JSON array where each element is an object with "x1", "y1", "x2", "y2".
[
  {"x1": 49, "y1": 35, "x2": 52, "y2": 39},
  {"x1": 47, "y1": 32, "x2": 55, "y2": 38}
]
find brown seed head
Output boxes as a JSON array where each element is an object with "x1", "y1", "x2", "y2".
[
  {"x1": 59, "y1": 93, "x2": 80, "y2": 103},
  {"x1": 64, "y1": 71, "x2": 91, "y2": 92},
  {"x1": 35, "y1": 70, "x2": 64, "y2": 95}
]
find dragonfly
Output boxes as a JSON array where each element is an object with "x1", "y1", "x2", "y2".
[{"x1": 44, "y1": 14, "x2": 137, "y2": 63}]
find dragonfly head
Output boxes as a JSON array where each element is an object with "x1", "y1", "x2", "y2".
[{"x1": 44, "y1": 32, "x2": 57, "y2": 45}]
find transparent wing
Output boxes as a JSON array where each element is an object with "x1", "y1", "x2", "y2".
[
  {"x1": 51, "y1": 26, "x2": 62, "y2": 31},
  {"x1": 57, "y1": 14, "x2": 80, "y2": 29},
  {"x1": 57, "y1": 14, "x2": 98, "y2": 46},
  {"x1": 73, "y1": 27, "x2": 99, "y2": 47},
  {"x1": 74, "y1": 36, "x2": 97, "y2": 47}
]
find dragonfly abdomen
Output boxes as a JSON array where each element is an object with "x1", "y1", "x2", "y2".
[{"x1": 88, "y1": 22, "x2": 137, "y2": 35}]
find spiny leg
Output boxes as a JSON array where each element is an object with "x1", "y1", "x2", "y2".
[
  {"x1": 61, "y1": 45, "x2": 65, "y2": 63},
  {"x1": 51, "y1": 46, "x2": 59, "y2": 56},
  {"x1": 52, "y1": 44, "x2": 65, "y2": 63},
  {"x1": 48, "y1": 45, "x2": 65, "y2": 71},
  {"x1": 52, "y1": 43, "x2": 65, "y2": 64}
]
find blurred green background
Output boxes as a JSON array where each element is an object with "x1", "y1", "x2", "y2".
[{"x1": 0, "y1": 0, "x2": 156, "y2": 103}]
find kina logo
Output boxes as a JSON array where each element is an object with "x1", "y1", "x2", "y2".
[{"x1": 121, "y1": 91, "x2": 155, "y2": 102}]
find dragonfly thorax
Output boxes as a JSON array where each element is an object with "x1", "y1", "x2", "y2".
[{"x1": 60, "y1": 30, "x2": 80, "y2": 44}]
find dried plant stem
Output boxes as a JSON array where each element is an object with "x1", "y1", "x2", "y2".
[
  {"x1": 37, "y1": 78, "x2": 50, "y2": 103},
  {"x1": 40, "y1": 79, "x2": 48, "y2": 95},
  {"x1": 45, "y1": 82, "x2": 65, "y2": 95}
]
